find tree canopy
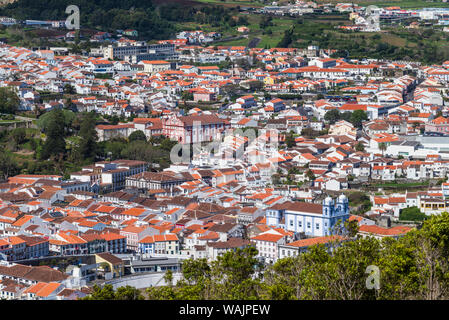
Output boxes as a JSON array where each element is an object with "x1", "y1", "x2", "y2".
[
  {"x1": 40, "y1": 109, "x2": 67, "y2": 160},
  {"x1": 0, "y1": 87, "x2": 20, "y2": 114},
  {"x1": 142, "y1": 212, "x2": 449, "y2": 300},
  {"x1": 128, "y1": 130, "x2": 146, "y2": 143},
  {"x1": 400, "y1": 206, "x2": 427, "y2": 222},
  {"x1": 82, "y1": 284, "x2": 144, "y2": 300}
]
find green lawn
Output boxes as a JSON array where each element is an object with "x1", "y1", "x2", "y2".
[
  {"x1": 215, "y1": 37, "x2": 250, "y2": 46},
  {"x1": 217, "y1": 15, "x2": 294, "y2": 47},
  {"x1": 371, "y1": 181, "x2": 430, "y2": 188}
]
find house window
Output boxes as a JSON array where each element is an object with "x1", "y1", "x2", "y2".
[
  {"x1": 307, "y1": 222, "x2": 311, "y2": 228},
  {"x1": 316, "y1": 223, "x2": 319, "y2": 230},
  {"x1": 298, "y1": 221, "x2": 302, "y2": 227},
  {"x1": 290, "y1": 220, "x2": 293, "y2": 226}
]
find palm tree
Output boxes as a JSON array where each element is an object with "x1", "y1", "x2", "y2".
[{"x1": 379, "y1": 142, "x2": 387, "y2": 156}]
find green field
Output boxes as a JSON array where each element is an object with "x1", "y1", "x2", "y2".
[{"x1": 214, "y1": 15, "x2": 295, "y2": 48}]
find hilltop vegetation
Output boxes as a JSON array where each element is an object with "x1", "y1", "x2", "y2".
[
  {"x1": 0, "y1": 0, "x2": 240, "y2": 40},
  {"x1": 0, "y1": 109, "x2": 176, "y2": 180},
  {"x1": 275, "y1": 18, "x2": 449, "y2": 64},
  {"x1": 0, "y1": 0, "x2": 172, "y2": 39}
]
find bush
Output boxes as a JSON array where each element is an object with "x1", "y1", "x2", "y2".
[{"x1": 399, "y1": 206, "x2": 427, "y2": 221}]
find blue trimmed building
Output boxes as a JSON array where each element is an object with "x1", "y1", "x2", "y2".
[{"x1": 266, "y1": 195, "x2": 350, "y2": 237}]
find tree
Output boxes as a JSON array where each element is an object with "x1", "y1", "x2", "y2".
[
  {"x1": 113, "y1": 115, "x2": 122, "y2": 125},
  {"x1": 344, "y1": 219, "x2": 360, "y2": 237},
  {"x1": 221, "y1": 83, "x2": 240, "y2": 100},
  {"x1": 399, "y1": 206, "x2": 427, "y2": 222},
  {"x1": 10, "y1": 128, "x2": 27, "y2": 150},
  {"x1": 37, "y1": 109, "x2": 75, "y2": 134},
  {"x1": 40, "y1": 109, "x2": 67, "y2": 160},
  {"x1": 147, "y1": 247, "x2": 262, "y2": 300},
  {"x1": 301, "y1": 127, "x2": 317, "y2": 138},
  {"x1": 0, "y1": 87, "x2": 19, "y2": 114},
  {"x1": 128, "y1": 130, "x2": 146, "y2": 143},
  {"x1": 76, "y1": 112, "x2": 98, "y2": 162},
  {"x1": 341, "y1": 111, "x2": 352, "y2": 122},
  {"x1": 82, "y1": 284, "x2": 144, "y2": 300},
  {"x1": 0, "y1": 147, "x2": 19, "y2": 180},
  {"x1": 143, "y1": 211, "x2": 449, "y2": 300},
  {"x1": 63, "y1": 84, "x2": 76, "y2": 94},
  {"x1": 306, "y1": 169, "x2": 315, "y2": 181},
  {"x1": 378, "y1": 142, "x2": 387, "y2": 156},
  {"x1": 181, "y1": 258, "x2": 211, "y2": 285},
  {"x1": 82, "y1": 284, "x2": 115, "y2": 300},
  {"x1": 324, "y1": 109, "x2": 340, "y2": 124},
  {"x1": 248, "y1": 80, "x2": 264, "y2": 92},
  {"x1": 350, "y1": 110, "x2": 368, "y2": 128},
  {"x1": 121, "y1": 140, "x2": 158, "y2": 163},
  {"x1": 377, "y1": 235, "x2": 421, "y2": 299},
  {"x1": 160, "y1": 137, "x2": 177, "y2": 152},
  {"x1": 285, "y1": 131, "x2": 296, "y2": 148},
  {"x1": 114, "y1": 286, "x2": 145, "y2": 300},
  {"x1": 277, "y1": 28, "x2": 293, "y2": 48},
  {"x1": 262, "y1": 257, "x2": 300, "y2": 300},
  {"x1": 181, "y1": 90, "x2": 193, "y2": 101},
  {"x1": 210, "y1": 246, "x2": 262, "y2": 299},
  {"x1": 318, "y1": 237, "x2": 381, "y2": 300},
  {"x1": 355, "y1": 142, "x2": 365, "y2": 152},
  {"x1": 410, "y1": 213, "x2": 449, "y2": 299},
  {"x1": 164, "y1": 269, "x2": 174, "y2": 287},
  {"x1": 259, "y1": 16, "x2": 273, "y2": 29}
]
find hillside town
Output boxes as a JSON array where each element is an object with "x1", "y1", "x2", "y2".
[{"x1": 0, "y1": 1, "x2": 449, "y2": 301}]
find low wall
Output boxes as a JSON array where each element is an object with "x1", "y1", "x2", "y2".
[{"x1": 106, "y1": 272, "x2": 183, "y2": 290}]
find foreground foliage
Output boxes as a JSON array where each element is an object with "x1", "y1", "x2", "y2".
[{"x1": 146, "y1": 212, "x2": 449, "y2": 300}]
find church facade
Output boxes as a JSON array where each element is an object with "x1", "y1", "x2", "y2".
[{"x1": 266, "y1": 195, "x2": 350, "y2": 237}]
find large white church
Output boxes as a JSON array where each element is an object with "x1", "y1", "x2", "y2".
[{"x1": 265, "y1": 195, "x2": 350, "y2": 237}]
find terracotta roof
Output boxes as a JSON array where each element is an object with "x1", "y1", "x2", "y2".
[
  {"x1": 95, "y1": 252, "x2": 123, "y2": 265},
  {"x1": 286, "y1": 235, "x2": 345, "y2": 248},
  {"x1": 359, "y1": 225, "x2": 413, "y2": 236}
]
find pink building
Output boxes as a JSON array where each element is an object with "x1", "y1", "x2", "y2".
[
  {"x1": 163, "y1": 114, "x2": 230, "y2": 144},
  {"x1": 425, "y1": 116, "x2": 449, "y2": 133},
  {"x1": 193, "y1": 90, "x2": 215, "y2": 102}
]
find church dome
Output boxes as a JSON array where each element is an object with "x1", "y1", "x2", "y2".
[
  {"x1": 338, "y1": 194, "x2": 348, "y2": 203},
  {"x1": 324, "y1": 196, "x2": 334, "y2": 206}
]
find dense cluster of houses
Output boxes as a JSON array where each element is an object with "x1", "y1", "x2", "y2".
[{"x1": 1, "y1": 4, "x2": 449, "y2": 299}]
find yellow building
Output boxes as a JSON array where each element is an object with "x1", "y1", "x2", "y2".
[
  {"x1": 264, "y1": 76, "x2": 276, "y2": 85},
  {"x1": 95, "y1": 252, "x2": 124, "y2": 278},
  {"x1": 418, "y1": 197, "x2": 449, "y2": 215},
  {"x1": 140, "y1": 60, "x2": 171, "y2": 75},
  {"x1": 349, "y1": 12, "x2": 360, "y2": 21}
]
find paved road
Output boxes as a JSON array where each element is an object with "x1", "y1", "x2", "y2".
[{"x1": 248, "y1": 37, "x2": 261, "y2": 48}]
